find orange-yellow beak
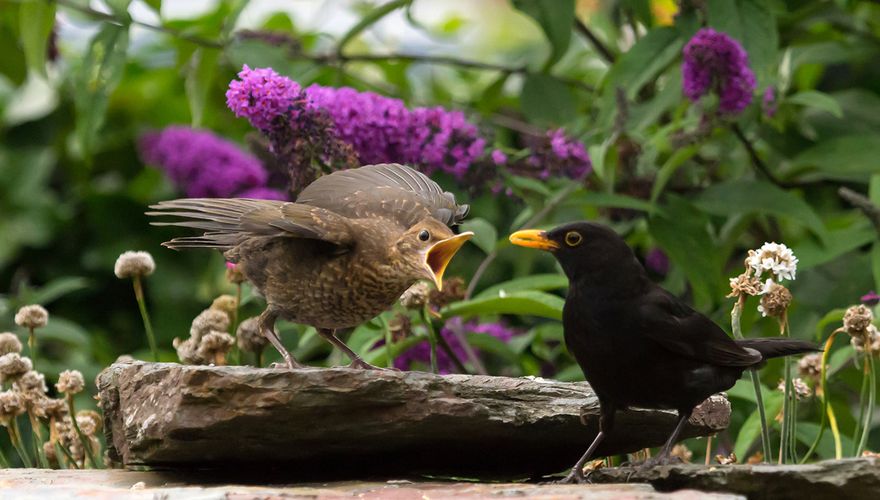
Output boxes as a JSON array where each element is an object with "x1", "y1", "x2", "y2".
[
  {"x1": 509, "y1": 229, "x2": 559, "y2": 251},
  {"x1": 425, "y1": 232, "x2": 473, "y2": 290}
]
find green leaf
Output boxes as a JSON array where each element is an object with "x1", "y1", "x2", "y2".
[
  {"x1": 476, "y1": 274, "x2": 568, "y2": 300},
  {"x1": 144, "y1": 0, "x2": 162, "y2": 14},
  {"x1": 694, "y1": 180, "x2": 827, "y2": 240},
  {"x1": 511, "y1": 0, "x2": 575, "y2": 68},
  {"x1": 465, "y1": 333, "x2": 519, "y2": 364},
  {"x1": 603, "y1": 27, "x2": 683, "y2": 100},
  {"x1": 73, "y1": 24, "x2": 129, "y2": 159},
  {"x1": 734, "y1": 390, "x2": 783, "y2": 459},
  {"x1": 872, "y1": 243, "x2": 880, "y2": 293},
  {"x1": 18, "y1": 277, "x2": 90, "y2": 306},
  {"x1": 651, "y1": 145, "x2": 698, "y2": 202},
  {"x1": 791, "y1": 135, "x2": 880, "y2": 182},
  {"x1": 441, "y1": 291, "x2": 564, "y2": 320},
  {"x1": 565, "y1": 191, "x2": 657, "y2": 213},
  {"x1": 104, "y1": 0, "x2": 133, "y2": 17},
  {"x1": 185, "y1": 48, "x2": 220, "y2": 127},
  {"x1": 520, "y1": 73, "x2": 577, "y2": 125},
  {"x1": 813, "y1": 308, "x2": 846, "y2": 340},
  {"x1": 707, "y1": 0, "x2": 778, "y2": 84},
  {"x1": 363, "y1": 335, "x2": 425, "y2": 366},
  {"x1": 19, "y1": 0, "x2": 56, "y2": 79},
  {"x1": 459, "y1": 217, "x2": 497, "y2": 255},
  {"x1": 788, "y1": 91, "x2": 843, "y2": 118}
]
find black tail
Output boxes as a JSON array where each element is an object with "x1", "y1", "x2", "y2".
[{"x1": 736, "y1": 338, "x2": 820, "y2": 361}]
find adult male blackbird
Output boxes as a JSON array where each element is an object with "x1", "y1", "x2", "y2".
[
  {"x1": 509, "y1": 221, "x2": 817, "y2": 482},
  {"x1": 149, "y1": 163, "x2": 472, "y2": 369}
]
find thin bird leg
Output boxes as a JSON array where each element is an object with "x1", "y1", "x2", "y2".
[
  {"x1": 643, "y1": 410, "x2": 691, "y2": 467},
  {"x1": 259, "y1": 310, "x2": 304, "y2": 369},
  {"x1": 560, "y1": 403, "x2": 615, "y2": 483},
  {"x1": 317, "y1": 328, "x2": 389, "y2": 370}
]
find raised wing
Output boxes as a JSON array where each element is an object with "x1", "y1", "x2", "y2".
[
  {"x1": 639, "y1": 287, "x2": 762, "y2": 367},
  {"x1": 147, "y1": 198, "x2": 355, "y2": 250},
  {"x1": 296, "y1": 163, "x2": 469, "y2": 228}
]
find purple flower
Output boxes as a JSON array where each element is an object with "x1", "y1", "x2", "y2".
[
  {"x1": 645, "y1": 248, "x2": 670, "y2": 276},
  {"x1": 682, "y1": 28, "x2": 756, "y2": 114},
  {"x1": 509, "y1": 129, "x2": 591, "y2": 180},
  {"x1": 491, "y1": 149, "x2": 507, "y2": 165},
  {"x1": 138, "y1": 126, "x2": 268, "y2": 197},
  {"x1": 226, "y1": 65, "x2": 307, "y2": 131},
  {"x1": 393, "y1": 317, "x2": 520, "y2": 374},
  {"x1": 238, "y1": 187, "x2": 288, "y2": 200},
  {"x1": 862, "y1": 291, "x2": 880, "y2": 306},
  {"x1": 762, "y1": 87, "x2": 777, "y2": 117}
]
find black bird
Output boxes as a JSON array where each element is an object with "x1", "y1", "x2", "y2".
[{"x1": 509, "y1": 221, "x2": 817, "y2": 482}]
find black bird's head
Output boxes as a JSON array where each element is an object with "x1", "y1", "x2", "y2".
[{"x1": 509, "y1": 221, "x2": 644, "y2": 284}]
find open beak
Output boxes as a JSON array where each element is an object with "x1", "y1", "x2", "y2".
[
  {"x1": 425, "y1": 232, "x2": 473, "y2": 290},
  {"x1": 509, "y1": 229, "x2": 559, "y2": 251}
]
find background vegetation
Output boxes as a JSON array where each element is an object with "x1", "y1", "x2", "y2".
[{"x1": 1, "y1": 0, "x2": 879, "y2": 468}]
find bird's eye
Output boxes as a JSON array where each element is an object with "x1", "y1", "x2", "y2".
[
  {"x1": 418, "y1": 230, "x2": 431, "y2": 241},
  {"x1": 564, "y1": 231, "x2": 583, "y2": 247}
]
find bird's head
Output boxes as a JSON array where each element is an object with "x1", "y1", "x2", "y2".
[
  {"x1": 395, "y1": 218, "x2": 473, "y2": 290},
  {"x1": 509, "y1": 221, "x2": 640, "y2": 282}
]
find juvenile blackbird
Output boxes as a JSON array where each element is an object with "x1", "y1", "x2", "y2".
[
  {"x1": 149, "y1": 163, "x2": 472, "y2": 369},
  {"x1": 509, "y1": 222, "x2": 817, "y2": 482}
]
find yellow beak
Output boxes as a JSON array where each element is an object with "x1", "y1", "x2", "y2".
[
  {"x1": 425, "y1": 232, "x2": 473, "y2": 290},
  {"x1": 509, "y1": 229, "x2": 559, "y2": 251}
]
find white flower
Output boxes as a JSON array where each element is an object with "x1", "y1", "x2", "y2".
[{"x1": 746, "y1": 242, "x2": 798, "y2": 281}]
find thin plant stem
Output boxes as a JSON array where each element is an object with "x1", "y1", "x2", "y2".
[
  {"x1": 65, "y1": 395, "x2": 99, "y2": 469},
  {"x1": 731, "y1": 295, "x2": 772, "y2": 463},
  {"x1": 55, "y1": 441, "x2": 78, "y2": 469},
  {"x1": 420, "y1": 307, "x2": 439, "y2": 374},
  {"x1": 801, "y1": 329, "x2": 844, "y2": 462},
  {"x1": 28, "y1": 413, "x2": 49, "y2": 468},
  {"x1": 852, "y1": 355, "x2": 871, "y2": 454},
  {"x1": 704, "y1": 436, "x2": 712, "y2": 465},
  {"x1": 779, "y1": 316, "x2": 792, "y2": 464},
  {"x1": 434, "y1": 325, "x2": 468, "y2": 374},
  {"x1": 446, "y1": 320, "x2": 487, "y2": 375},
  {"x1": 9, "y1": 418, "x2": 33, "y2": 467},
  {"x1": 256, "y1": 349, "x2": 263, "y2": 368},
  {"x1": 230, "y1": 283, "x2": 242, "y2": 365},
  {"x1": 0, "y1": 443, "x2": 8, "y2": 467},
  {"x1": 855, "y1": 353, "x2": 876, "y2": 456},
  {"x1": 132, "y1": 276, "x2": 159, "y2": 362},
  {"x1": 28, "y1": 327, "x2": 36, "y2": 367}
]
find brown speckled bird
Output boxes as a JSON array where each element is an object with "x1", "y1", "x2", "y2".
[{"x1": 148, "y1": 163, "x2": 472, "y2": 369}]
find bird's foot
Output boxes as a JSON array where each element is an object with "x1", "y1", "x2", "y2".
[
  {"x1": 347, "y1": 358, "x2": 397, "y2": 370},
  {"x1": 269, "y1": 357, "x2": 306, "y2": 370},
  {"x1": 639, "y1": 455, "x2": 682, "y2": 469},
  {"x1": 554, "y1": 471, "x2": 591, "y2": 484}
]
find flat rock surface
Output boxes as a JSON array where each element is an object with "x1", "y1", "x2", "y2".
[
  {"x1": 97, "y1": 361, "x2": 729, "y2": 479},
  {"x1": 589, "y1": 457, "x2": 880, "y2": 500},
  {"x1": 0, "y1": 469, "x2": 743, "y2": 500}
]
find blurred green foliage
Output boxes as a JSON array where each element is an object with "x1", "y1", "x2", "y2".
[{"x1": 1, "y1": 0, "x2": 879, "y2": 467}]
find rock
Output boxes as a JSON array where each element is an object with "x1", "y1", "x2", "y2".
[
  {"x1": 588, "y1": 458, "x2": 880, "y2": 500},
  {"x1": 97, "y1": 362, "x2": 729, "y2": 479},
  {"x1": 0, "y1": 469, "x2": 744, "y2": 499}
]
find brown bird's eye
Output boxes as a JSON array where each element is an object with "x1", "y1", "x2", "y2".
[
  {"x1": 418, "y1": 230, "x2": 431, "y2": 241},
  {"x1": 565, "y1": 231, "x2": 583, "y2": 247}
]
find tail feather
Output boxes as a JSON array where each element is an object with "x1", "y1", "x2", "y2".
[{"x1": 736, "y1": 338, "x2": 820, "y2": 360}]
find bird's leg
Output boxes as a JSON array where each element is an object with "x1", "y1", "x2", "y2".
[
  {"x1": 641, "y1": 409, "x2": 691, "y2": 468},
  {"x1": 259, "y1": 310, "x2": 304, "y2": 369},
  {"x1": 559, "y1": 402, "x2": 615, "y2": 484},
  {"x1": 317, "y1": 328, "x2": 390, "y2": 370}
]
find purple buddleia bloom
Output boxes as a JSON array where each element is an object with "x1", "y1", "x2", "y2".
[
  {"x1": 138, "y1": 126, "x2": 268, "y2": 198},
  {"x1": 511, "y1": 129, "x2": 591, "y2": 180},
  {"x1": 393, "y1": 317, "x2": 520, "y2": 373},
  {"x1": 762, "y1": 87, "x2": 777, "y2": 117},
  {"x1": 862, "y1": 291, "x2": 880, "y2": 306},
  {"x1": 645, "y1": 248, "x2": 670, "y2": 276},
  {"x1": 682, "y1": 28, "x2": 756, "y2": 114},
  {"x1": 226, "y1": 65, "x2": 307, "y2": 131},
  {"x1": 491, "y1": 149, "x2": 507, "y2": 165}
]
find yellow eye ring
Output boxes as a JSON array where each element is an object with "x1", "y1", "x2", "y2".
[{"x1": 564, "y1": 231, "x2": 583, "y2": 247}]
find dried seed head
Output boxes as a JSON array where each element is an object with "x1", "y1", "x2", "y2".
[
  {"x1": 399, "y1": 282, "x2": 431, "y2": 309},
  {"x1": 798, "y1": 353, "x2": 822, "y2": 382},
  {"x1": 225, "y1": 261, "x2": 246, "y2": 284},
  {"x1": 727, "y1": 272, "x2": 763, "y2": 298},
  {"x1": 0, "y1": 353, "x2": 33, "y2": 383},
  {"x1": 746, "y1": 451, "x2": 764, "y2": 464},
  {"x1": 778, "y1": 377, "x2": 812, "y2": 400},
  {"x1": 670, "y1": 444, "x2": 693, "y2": 463},
  {"x1": 757, "y1": 280, "x2": 792, "y2": 318},
  {"x1": 715, "y1": 452, "x2": 737, "y2": 465},
  {"x1": 38, "y1": 398, "x2": 68, "y2": 420},
  {"x1": 0, "y1": 332, "x2": 22, "y2": 355},
  {"x1": 56, "y1": 369, "x2": 85, "y2": 395},
  {"x1": 0, "y1": 390, "x2": 25, "y2": 426},
  {"x1": 197, "y1": 331, "x2": 234, "y2": 365},
  {"x1": 78, "y1": 409, "x2": 102, "y2": 433},
  {"x1": 114, "y1": 251, "x2": 156, "y2": 278},
  {"x1": 851, "y1": 325, "x2": 880, "y2": 355},
  {"x1": 236, "y1": 317, "x2": 267, "y2": 353},
  {"x1": 388, "y1": 314, "x2": 413, "y2": 342},
  {"x1": 13, "y1": 370, "x2": 47, "y2": 395},
  {"x1": 190, "y1": 309, "x2": 230, "y2": 341},
  {"x1": 843, "y1": 304, "x2": 874, "y2": 335},
  {"x1": 14, "y1": 304, "x2": 48, "y2": 329},
  {"x1": 428, "y1": 276, "x2": 467, "y2": 309},
  {"x1": 115, "y1": 354, "x2": 136, "y2": 364},
  {"x1": 173, "y1": 337, "x2": 205, "y2": 365},
  {"x1": 746, "y1": 242, "x2": 798, "y2": 281},
  {"x1": 210, "y1": 294, "x2": 237, "y2": 320},
  {"x1": 43, "y1": 441, "x2": 58, "y2": 467}
]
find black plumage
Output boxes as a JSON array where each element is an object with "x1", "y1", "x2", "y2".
[{"x1": 509, "y1": 221, "x2": 818, "y2": 481}]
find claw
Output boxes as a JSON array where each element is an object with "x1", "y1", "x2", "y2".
[{"x1": 347, "y1": 358, "x2": 397, "y2": 371}]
